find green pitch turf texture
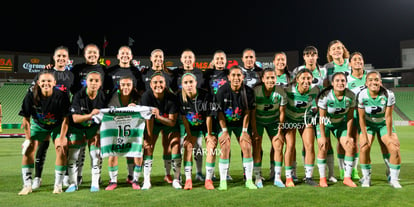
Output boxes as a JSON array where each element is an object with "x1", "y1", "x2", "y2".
[{"x1": 0, "y1": 127, "x2": 413, "y2": 207}]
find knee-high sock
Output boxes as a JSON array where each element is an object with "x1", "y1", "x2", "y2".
[
  {"x1": 143, "y1": 156, "x2": 153, "y2": 183},
  {"x1": 172, "y1": 154, "x2": 182, "y2": 180},
  {"x1": 89, "y1": 146, "x2": 101, "y2": 187},
  {"x1": 67, "y1": 147, "x2": 80, "y2": 185},
  {"x1": 54, "y1": 165, "x2": 67, "y2": 187},
  {"x1": 35, "y1": 140, "x2": 50, "y2": 178},
  {"x1": 243, "y1": 157, "x2": 254, "y2": 181},
  {"x1": 22, "y1": 164, "x2": 34, "y2": 186}
]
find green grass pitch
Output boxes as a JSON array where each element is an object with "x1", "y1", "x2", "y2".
[{"x1": 0, "y1": 126, "x2": 413, "y2": 207}]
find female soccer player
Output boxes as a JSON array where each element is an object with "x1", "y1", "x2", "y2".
[
  {"x1": 316, "y1": 72, "x2": 357, "y2": 187},
  {"x1": 292, "y1": 46, "x2": 327, "y2": 89},
  {"x1": 284, "y1": 69, "x2": 320, "y2": 187},
  {"x1": 274, "y1": 52, "x2": 291, "y2": 88},
  {"x1": 105, "y1": 76, "x2": 142, "y2": 190},
  {"x1": 66, "y1": 71, "x2": 107, "y2": 193},
  {"x1": 241, "y1": 48, "x2": 262, "y2": 88},
  {"x1": 32, "y1": 46, "x2": 74, "y2": 190},
  {"x1": 177, "y1": 73, "x2": 215, "y2": 190},
  {"x1": 19, "y1": 71, "x2": 70, "y2": 195},
  {"x1": 140, "y1": 73, "x2": 182, "y2": 190},
  {"x1": 215, "y1": 66, "x2": 257, "y2": 190},
  {"x1": 324, "y1": 40, "x2": 351, "y2": 84},
  {"x1": 251, "y1": 68, "x2": 287, "y2": 188},
  {"x1": 141, "y1": 49, "x2": 177, "y2": 183},
  {"x1": 176, "y1": 49, "x2": 206, "y2": 182},
  {"x1": 358, "y1": 71, "x2": 402, "y2": 188}
]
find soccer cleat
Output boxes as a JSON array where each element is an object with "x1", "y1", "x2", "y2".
[
  {"x1": 218, "y1": 180, "x2": 227, "y2": 191},
  {"x1": 195, "y1": 172, "x2": 205, "y2": 182},
  {"x1": 132, "y1": 181, "x2": 141, "y2": 190},
  {"x1": 184, "y1": 179, "x2": 193, "y2": 190},
  {"x1": 204, "y1": 179, "x2": 214, "y2": 190},
  {"x1": 65, "y1": 184, "x2": 78, "y2": 193},
  {"x1": 351, "y1": 168, "x2": 360, "y2": 180},
  {"x1": 304, "y1": 178, "x2": 318, "y2": 187},
  {"x1": 340, "y1": 169, "x2": 344, "y2": 180},
  {"x1": 359, "y1": 177, "x2": 371, "y2": 187},
  {"x1": 343, "y1": 177, "x2": 357, "y2": 187},
  {"x1": 105, "y1": 182, "x2": 117, "y2": 191},
  {"x1": 255, "y1": 180, "x2": 263, "y2": 189},
  {"x1": 164, "y1": 175, "x2": 173, "y2": 184},
  {"x1": 141, "y1": 181, "x2": 151, "y2": 190},
  {"x1": 53, "y1": 185, "x2": 63, "y2": 194},
  {"x1": 212, "y1": 175, "x2": 218, "y2": 182},
  {"x1": 285, "y1": 178, "x2": 295, "y2": 187},
  {"x1": 90, "y1": 186, "x2": 99, "y2": 192},
  {"x1": 18, "y1": 185, "x2": 32, "y2": 196},
  {"x1": 172, "y1": 179, "x2": 182, "y2": 189},
  {"x1": 273, "y1": 180, "x2": 286, "y2": 188},
  {"x1": 226, "y1": 175, "x2": 233, "y2": 181},
  {"x1": 63, "y1": 176, "x2": 70, "y2": 187},
  {"x1": 328, "y1": 176, "x2": 338, "y2": 183},
  {"x1": 389, "y1": 180, "x2": 402, "y2": 189},
  {"x1": 245, "y1": 180, "x2": 258, "y2": 190},
  {"x1": 319, "y1": 177, "x2": 328, "y2": 188},
  {"x1": 32, "y1": 177, "x2": 42, "y2": 190},
  {"x1": 126, "y1": 175, "x2": 133, "y2": 185}
]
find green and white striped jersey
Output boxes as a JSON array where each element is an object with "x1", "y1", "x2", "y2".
[
  {"x1": 285, "y1": 84, "x2": 319, "y2": 122},
  {"x1": 357, "y1": 88, "x2": 395, "y2": 125},
  {"x1": 346, "y1": 71, "x2": 367, "y2": 95},
  {"x1": 254, "y1": 84, "x2": 287, "y2": 124},
  {"x1": 318, "y1": 89, "x2": 355, "y2": 125},
  {"x1": 96, "y1": 106, "x2": 152, "y2": 158},
  {"x1": 325, "y1": 59, "x2": 351, "y2": 83},
  {"x1": 275, "y1": 73, "x2": 289, "y2": 88},
  {"x1": 291, "y1": 65, "x2": 327, "y2": 89}
]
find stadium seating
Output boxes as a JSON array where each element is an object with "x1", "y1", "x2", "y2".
[
  {"x1": 392, "y1": 88, "x2": 414, "y2": 121},
  {"x1": 0, "y1": 83, "x2": 30, "y2": 125}
]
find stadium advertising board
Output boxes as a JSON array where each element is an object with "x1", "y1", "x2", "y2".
[
  {"x1": 0, "y1": 54, "x2": 14, "y2": 72},
  {"x1": 17, "y1": 55, "x2": 51, "y2": 73}
]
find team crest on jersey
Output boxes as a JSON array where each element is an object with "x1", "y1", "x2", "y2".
[
  {"x1": 36, "y1": 112, "x2": 57, "y2": 125},
  {"x1": 212, "y1": 79, "x2": 227, "y2": 94},
  {"x1": 380, "y1": 97, "x2": 386, "y2": 105}
]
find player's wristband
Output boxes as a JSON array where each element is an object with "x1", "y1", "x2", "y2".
[
  {"x1": 242, "y1": 128, "x2": 248, "y2": 132},
  {"x1": 222, "y1": 128, "x2": 228, "y2": 132}
]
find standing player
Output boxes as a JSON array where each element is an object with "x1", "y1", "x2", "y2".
[
  {"x1": 106, "y1": 46, "x2": 144, "y2": 184},
  {"x1": 316, "y1": 72, "x2": 357, "y2": 188},
  {"x1": 140, "y1": 73, "x2": 182, "y2": 190},
  {"x1": 284, "y1": 69, "x2": 319, "y2": 187},
  {"x1": 141, "y1": 49, "x2": 177, "y2": 183},
  {"x1": 251, "y1": 68, "x2": 287, "y2": 188},
  {"x1": 66, "y1": 71, "x2": 107, "y2": 192},
  {"x1": 31, "y1": 46, "x2": 74, "y2": 190},
  {"x1": 178, "y1": 73, "x2": 215, "y2": 190},
  {"x1": 324, "y1": 40, "x2": 351, "y2": 84},
  {"x1": 274, "y1": 52, "x2": 291, "y2": 88},
  {"x1": 358, "y1": 71, "x2": 402, "y2": 188},
  {"x1": 175, "y1": 49, "x2": 207, "y2": 182},
  {"x1": 241, "y1": 48, "x2": 262, "y2": 89},
  {"x1": 215, "y1": 66, "x2": 257, "y2": 190},
  {"x1": 105, "y1": 76, "x2": 142, "y2": 190},
  {"x1": 18, "y1": 71, "x2": 70, "y2": 195}
]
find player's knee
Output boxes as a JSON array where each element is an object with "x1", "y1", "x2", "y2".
[{"x1": 360, "y1": 142, "x2": 370, "y2": 153}]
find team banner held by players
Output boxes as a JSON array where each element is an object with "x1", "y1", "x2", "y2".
[{"x1": 96, "y1": 106, "x2": 152, "y2": 158}]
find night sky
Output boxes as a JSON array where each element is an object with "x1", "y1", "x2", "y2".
[{"x1": 1, "y1": 0, "x2": 414, "y2": 68}]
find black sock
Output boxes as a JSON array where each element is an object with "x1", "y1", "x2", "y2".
[{"x1": 35, "y1": 141, "x2": 50, "y2": 178}]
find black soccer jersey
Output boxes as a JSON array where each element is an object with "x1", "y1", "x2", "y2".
[
  {"x1": 141, "y1": 67, "x2": 177, "y2": 91},
  {"x1": 19, "y1": 88, "x2": 70, "y2": 130},
  {"x1": 70, "y1": 63, "x2": 108, "y2": 95},
  {"x1": 31, "y1": 68, "x2": 74, "y2": 95},
  {"x1": 207, "y1": 69, "x2": 229, "y2": 95},
  {"x1": 106, "y1": 65, "x2": 144, "y2": 94},
  {"x1": 175, "y1": 68, "x2": 206, "y2": 91},
  {"x1": 241, "y1": 66, "x2": 263, "y2": 89},
  {"x1": 70, "y1": 87, "x2": 107, "y2": 129},
  {"x1": 140, "y1": 90, "x2": 178, "y2": 126},
  {"x1": 178, "y1": 89, "x2": 213, "y2": 131},
  {"x1": 215, "y1": 83, "x2": 255, "y2": 127}
]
